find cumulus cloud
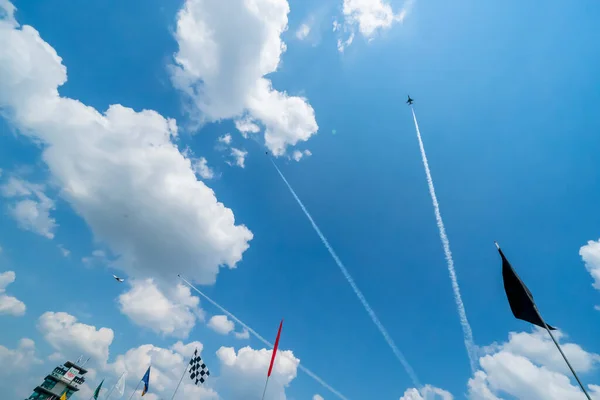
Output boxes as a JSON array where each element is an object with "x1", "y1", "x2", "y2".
[
  {"x1": 234, "y1": 117, "x2": 261, "y2": 137},
  {"x1": 234, "y1": 328, "x2": 250, "y2": 340},
  {"x1": 313, "y1": 395, "x2": 325, "y2": 400},
  {"x1": 0, "y1": 271, "x2": 26, "y2": 316},
  {"x1": 1, "y1": 177, "x2": 57, "y2": 239},
  {"x1": 170, "y1": 0, "x2": 319, "y2": 156},
  {"x1": 118, "y1": 279, "x2": 203, "y2": 338},
  {"x1": 208, "y1": 315, "x2": 235, "y2": 335},
  {"x1": 468, "y1": 329, "x2": 600, "y2": 400},
  {"x1": 0, "y1": 337, "x2": 43, "y2": 399},
  {"x1": 336, "y1": 0, "x2": 414, "y2": 52},
  {"x1": 101, "y1": 342, "x2": 302, "y2": 400},
  {"x1": 399, "y1": 385, "x2": 453, "y2": 400},
  {"x1": 106, "y1": 341, "x2": 218, "y2": 400},
  {"x1": 0, "y1": 338, "x2": 41, "y2": 374},
  {"x1": 37, "y1": 312, "x2": 114, "y2": 365},
  {"x1": 580, "y1": 239, "x2": 600, "y2": 301},
  {"x1": 0, "y1": 2, "x2": 253, "y2": 285},
  {"x1": 399, "y1": 329, "x2": 600, "y2": 400},
  {"x1": 215, "y1": 346, "x2": 300, "y2": 399}
]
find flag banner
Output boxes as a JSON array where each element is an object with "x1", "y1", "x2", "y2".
[
  {"x1": 267, "y1": 320, "x2": 283, "y2": 377},
  {"x1": 93, "y1": 379, "x2": 104, "y2": 399},
  {"x1": 189, "y1": 349, "x2": 210, "y2": 385},
  {"x1": 116, "y1": 371, "x2": 126, "y2": 397},
  {"x1": 141, "y1": 366, "x2": 151, "y2": 396},
  {"x1": 496, "y1": 243, "x2": 555, "y2": 329}
]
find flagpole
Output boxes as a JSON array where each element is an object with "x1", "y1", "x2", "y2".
[
  {"x1": 260, "y1": 377, "x2": 270, "y2": 400},
  {"x1": 127, "y1": 380, "x2": 142, "y2": 400},
  {"x1": 104, "y1": 372, "x2": 124, "y2": 400},
  {"x1": 533, "y1": 305, "x2": 592, "y2": 400},
  {"x1": 169, "y1": 363, "x2": 189, "y2": 400}
]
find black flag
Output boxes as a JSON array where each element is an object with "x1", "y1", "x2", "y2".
[{"x1": 495, "y1": 242, "x2": 555, "y2": 330}]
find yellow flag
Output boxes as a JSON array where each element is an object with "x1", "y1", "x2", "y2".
[{"x1": 60, "y1": 393, "x2": 67, "y2": 400}]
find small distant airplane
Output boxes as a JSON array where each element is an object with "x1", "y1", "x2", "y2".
[
  {"x1": 406, "y1": 95, "x2": 414, "y2": 105},
  {"x1": 113, "y1": 274, "x2": 125, "y2": 283}
]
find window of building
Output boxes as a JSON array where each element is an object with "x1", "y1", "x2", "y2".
[{"x1": 40, "y1": 377, "x2": 57, "y2": 390}]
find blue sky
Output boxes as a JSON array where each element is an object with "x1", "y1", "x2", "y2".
[{"x1": 1, "y1": 0, "x2": 600, "y2": 399}]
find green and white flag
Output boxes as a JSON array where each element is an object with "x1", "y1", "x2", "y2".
[{"x1": 93, "y1": 379, "x2": 104, "y2": 400}]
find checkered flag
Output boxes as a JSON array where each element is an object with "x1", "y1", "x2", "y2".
[{"x1": 188, "y1": 349, "x2": 210, "y2": 385}]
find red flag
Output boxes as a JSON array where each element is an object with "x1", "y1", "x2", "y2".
[{"x1": 267, "y1": 319, "x2": 283, "y2": 377}]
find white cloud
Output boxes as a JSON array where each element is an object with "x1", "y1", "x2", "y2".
[
  {"x1": 170, "y1": 0, "x2": 319, "y2": 156},
  {"x1": 37, "y1": 312, "x2": 114, "y2": 365},
  {"x1": 399, "y1": 385, "x2": 454, "y2": 400},
  {"x1": 106, "y1": 341, "x2": 218, "y2": 400},
  {"x1": 399, "y1": 329, "x2": 600, "y2": 400},
  {"x1": 230, "y1": 148, "x2": 248, "y2": 168},
  {"x1": 336, "y1": 0, "x2": 414, "y2": 52},
  {"x1": 292, "y1": 149, "x2": 312, "y2": 162},
  {"x1": 0, "y1": 338, "x2": 43, "y2": 398},
  {"x1": 101, "y1": 341, "x2": 301, "y2": 400},
  {"x1": 0, "y1": 3, "x2": 253, "y2": 285},
  {"x1": 234, "y1": 117, "x2": 261, "y2": 137},
  {"x1": 0, "y1": 338, "x2": 41, "y2": 374},
  {"x1": 313, "y1": 395, "x2": 325, "y2": 400},
  {"x1": 118, "y1": 279, "x2": 203, "y2": 338},
  {"x1": 215, "y1": 346, "x2": 300, "y2": 399},
  {"x1": 193, "y1": 157, "x2": 215, "y2": 179},
  {"x1": 208, "y1": 315, "x2": 235, "y2": 335},
  {"x1": 0, "y1": 270, "x2": 26, "y2": 316},
  {"x1": 468, "y1": 328, "x2": 600, "y2": 400},
  {"x1": 1, "y1": 177, "x2": 57, "y2": 239},
  {"x1": 580, "y1": 239, "x2": 600, "y2": 295},
  {"x1": 497, "y1": 329, "x2": 599, "y2": 375},
  {"x1": 218, "y1": 133, "x2": 232, "y2": 145},
  {"x1": 296, "y1": 23, "x2": 310, "y2": 40},
  {"x1": 234, "y1": 328, "x2": 250, "y2": 340}
]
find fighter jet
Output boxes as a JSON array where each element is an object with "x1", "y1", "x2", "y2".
[
  {"x1": 406, "y1": 95, "x2": 414, "y2": 105},
  {"x1": 113, "y1": 274, "x2": 125, "y2": 283}
]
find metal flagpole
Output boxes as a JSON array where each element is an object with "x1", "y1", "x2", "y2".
[
  {"x1": 127, "y1": 380, "x2": 142, "y2": 400},
  {"x1": 260, "y1": 377, "x2": 270, "y2": 400},
  {"x1": 169, "y1": 363, "x2": 189, "y2": 400},
  {"x1": 104, "y1": 372, "x2": 124, "y2": 400},
  {"x1": 534, "y1": 305, "x2": 592, "y2": 400}
]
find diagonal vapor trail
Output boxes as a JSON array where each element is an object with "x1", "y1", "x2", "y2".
[
  {"x1": 269, "y1": 159, "x2": 422, "y2": 389},
  {"x1": 410, "y1": 107, "x2": 477, "y2": 372},
  {"x1": 178, "y1": 275, "x2": 350, "y2": 400}
]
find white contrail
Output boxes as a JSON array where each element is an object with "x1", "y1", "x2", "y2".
[
  {"x1": 177, "y1": 275, "x2": 349, "y2": 400},
  {"x1": 269, "y1": 159, "x2": 422, "y2": 389},
  {"x1": 410, "y1": 107, "x2": 477, "y2": 372}
]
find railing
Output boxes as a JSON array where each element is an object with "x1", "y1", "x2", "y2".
[
  {"x1": 51, "y1": 367, "x2": 67, "y2": 378},
  {"x1": 72, "y1": 376, "x2": 85, "y2": 385}
]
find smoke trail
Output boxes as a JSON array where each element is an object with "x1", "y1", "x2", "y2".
[
  {"x1": 410, "y1": 108, "x2": 477, "y2": 372},
  {"x1": 178, "y1": 275, "x2": 349, "y2": 400},
  {"x1": 269, "y1": 159, "x2": 422, "y2": 389}
]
